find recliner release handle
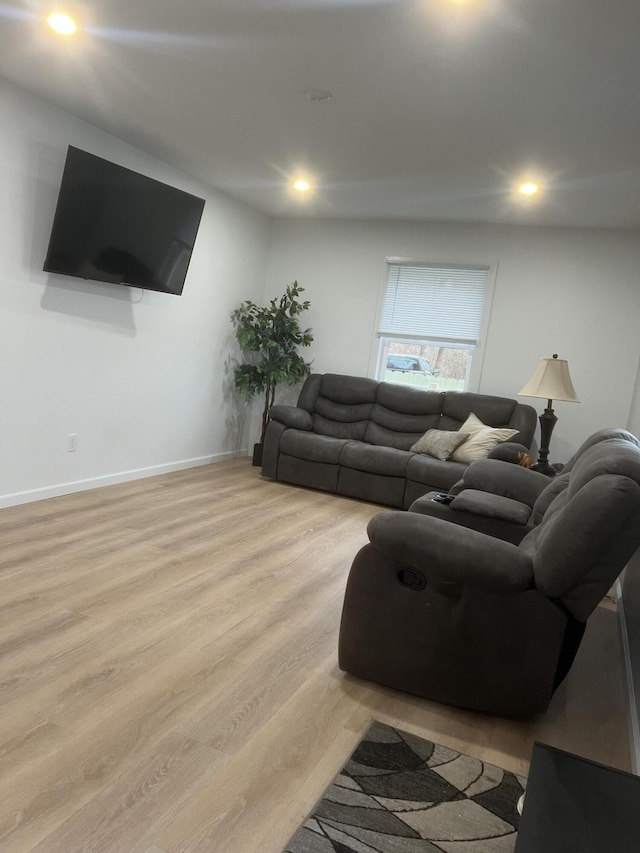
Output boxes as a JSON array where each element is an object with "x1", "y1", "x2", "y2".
[{"x1": 397, "y1": 568, "x2": 427, "y2": 591}]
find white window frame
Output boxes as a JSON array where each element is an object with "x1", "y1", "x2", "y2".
[{"x1": 369, "y1": 257, "x2": 497, "y2": 393}]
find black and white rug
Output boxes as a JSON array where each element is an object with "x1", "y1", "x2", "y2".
[{"x1": 284, "y1": 721, "x2": 526, "y2": 852}]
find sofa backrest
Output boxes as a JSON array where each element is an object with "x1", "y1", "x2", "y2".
[
  {"x1": 365, "y1": 383, "x2": 445, "y2": 450},
  {"x1": 296, "y1": 373, "x2": 536, "y2": 450},
  {"x1": 521, "y1": 437, "x2": 640, "y2": 621},
  {"x1": 561, "y1": 427, "x2": 640, "y2": 473},
  {"x1": 530, "y1": 428, "x2": 640, "y2": 524},
  {"x1": 299, "y1": 373, "x2": 378, "y2": 441}
]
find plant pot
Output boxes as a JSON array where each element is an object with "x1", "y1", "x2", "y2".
[{"x1": 252, "y1": 443, "x2": 263, "y2": 467}]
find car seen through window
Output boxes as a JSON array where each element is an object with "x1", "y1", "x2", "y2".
[{"x1": 386, "y1": 355, "x2": 437, "y2": 376}]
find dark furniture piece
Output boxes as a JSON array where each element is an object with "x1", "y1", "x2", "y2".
[
  {"x1": 262, "y1": 373, "x2": 536, "y2": 509},
  {"x1": 515, "y1": 742, "x2": 640, "y2": 851},
  {"x1": 338, "y1": 430, "x2": 640, "y2": 715},
  {"x1": 411, "y1": 427, "x2": 640, "y2": 545}
]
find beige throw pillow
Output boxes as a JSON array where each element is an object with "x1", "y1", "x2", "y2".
[
  {"x1": 410, "y1": 429, "x2": 469, "y2": 461},
  {"x1": 451, "y1": 413, "x2": 519, "y2": 464}
]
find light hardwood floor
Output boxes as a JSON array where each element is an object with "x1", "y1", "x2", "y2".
[{"x1": 0, "y1": 459, "x2": 630, "y2": 852}]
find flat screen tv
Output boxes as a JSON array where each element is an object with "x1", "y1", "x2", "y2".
[{"x1": 43, "y1": 146, "x2": 206, "y2": 296}]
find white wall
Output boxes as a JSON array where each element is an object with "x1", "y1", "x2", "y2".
[
  {"x1": 628, "y1": 360, "x2": 640, "y2": 440},
  {"x1": 0, "y1": 79, "x2": 270, "y2": 507},
  {"x1": 265, "y1": 218, "x2": 640, "y2": 461},
  {"x1": 3, "y1": 78, "x2": 640, "y2": 507}
]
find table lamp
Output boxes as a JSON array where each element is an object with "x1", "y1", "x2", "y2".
[{"x1": 518, "y1": 354, "x2": 580, "y2": 475}]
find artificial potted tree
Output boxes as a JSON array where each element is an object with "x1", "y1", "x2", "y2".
[{"x1": 231, "y1": 281, "x2": 314, "y2": 465}]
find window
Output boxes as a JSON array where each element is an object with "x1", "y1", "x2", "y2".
[{"x1": 375, "y1": 260, "x2": 492, "y2": 392}]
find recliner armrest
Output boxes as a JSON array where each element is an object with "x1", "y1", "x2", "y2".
[
  {"x1": 460, "y1": 458, "x2": 550, "y2": 507},
  {"x1": 449, "y1": 490, "x2": 532, "y2": 525},
  {"x1": 367, "y1": 511, "x2": 533, "y2": 593},
  {"x1": 268, "y1": 404, "x2": 313, "y2": 431}
]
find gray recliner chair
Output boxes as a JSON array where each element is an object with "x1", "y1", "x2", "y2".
[
  {"x1": 338, "y1": 430, "x2": 640, "y2": 716},
  {"x1": 407, "y1": 427, "x2": 640, "y2": 544}
]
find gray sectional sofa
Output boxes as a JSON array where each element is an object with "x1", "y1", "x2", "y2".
[{"x1": 261, "y1": 373, "x2": 537, "y2": 508}]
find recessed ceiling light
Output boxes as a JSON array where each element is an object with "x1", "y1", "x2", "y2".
[
  {"x1": 518, "y1": 182, "x2": 539, "y2": 196},
  {"x1": 293, "y1": 179, "x2": 311, "y2": 193},
  {"x1": 303, "y1": 89, "x2": 332, "y2": 103},
  {"x1": 439, "y1": 0, "x2": 482, "y2": 12},
  {"x1": 47, "y1": 12, "x2": 77, "y2": 35}
]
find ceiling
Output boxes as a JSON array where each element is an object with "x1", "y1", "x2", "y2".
[{"x1": 2, "y1": 0, "x2": 640, "y2": 228}]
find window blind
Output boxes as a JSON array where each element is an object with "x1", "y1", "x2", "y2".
[{"x1": 378, "y1": 262, "x2": 489, "y2": 343}]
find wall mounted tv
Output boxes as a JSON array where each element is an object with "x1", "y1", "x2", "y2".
[{"x1": 43, "y1": 146, "x2": 206, "y2": 296}]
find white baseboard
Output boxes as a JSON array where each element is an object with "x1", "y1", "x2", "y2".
[
  {"x1": 0, "y1": 451, "x2": 247, "y2": 509},
  {"x1": 617, "y1": 577, "x2": 640, "y2": 774}
]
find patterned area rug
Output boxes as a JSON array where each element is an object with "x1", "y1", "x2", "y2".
[{"x1": 284, "y1": 721, "x2": 526, "y2": 853}]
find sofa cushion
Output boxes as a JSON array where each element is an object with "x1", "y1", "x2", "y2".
[
  {"x1": 319, "y1": 373, "x2": 379, "y2": 405},
  {"x1": 406, "y1": 453, "x2": 467, "y2": 490},
  {"x1": 410, "y1": 429, "x2": 469, "y2": 460},
  {"x1": 314, "y1": 396, "x2": 374, "y2": 424},
  {"x1": 364, "y1": 421, "x2": 434, "y2": 451},
  {"x1": 306, "y1": 374, "x2": 378, "y2": 440},
  {"x1": 280, "y1": 429, "x2": 351, "y2": 464},
  {"x1": 451, "y1": 413, "x2": 518, "y2": 464},
  {"x1": 366, "y1": 405, "x2": 441, "y2": 441},
  {"x1": 339, "y1": 442, "x2": 411, "y2": 477},
  {"x1": 376, "y1": 383, "x2": 445, "y2": 416},
  {"x1": 364, "y1": 384, "x2": 444, "y2": 449},
  {"x1": 313, "y1": 413, "x2": 370, "y2": 440}
]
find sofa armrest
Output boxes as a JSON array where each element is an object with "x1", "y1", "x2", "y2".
[
  {"x1": 508, "y1": 402, "x2": 537, "y2": 448},
  {"x1": 367, "y1": 511, "x2": 533, "y2": 593},
  {"x1": 487, "y1": 441, "x2": 530, "y2": 463},
  {"x1": 459, "y1": 458, "x2": 551, "y2": 507},
  {"x1": 268, "y1": 404, "x2": 313, "y2": 431}
]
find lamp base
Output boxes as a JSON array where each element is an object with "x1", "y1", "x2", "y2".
[
  {"x1": 531, "y1": 459, "x2": 558, "y2": 477},
  {"x1": 534, "y1": 405, "x2": 558, "y2": 478}
]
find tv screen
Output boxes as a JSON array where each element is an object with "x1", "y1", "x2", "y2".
[{"x1": 43, "y1": 146, "x2": 206, "y2": 296}]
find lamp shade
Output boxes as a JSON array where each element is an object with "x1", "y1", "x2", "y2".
[{"x1": 518, "y1": 354, "x2": 580, "y2": 403}]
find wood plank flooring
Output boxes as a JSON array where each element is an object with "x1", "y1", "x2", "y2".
[{"x1": 0, "y1": 459, "x2": 630, "y2": 852}]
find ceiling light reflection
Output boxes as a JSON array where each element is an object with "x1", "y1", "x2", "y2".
[
  {"x1": 48, "y1": 12, "x2": 77, "y2": 35},
  {"x1": 519, "y1": 182, "x2": 538, "y2": 195}
]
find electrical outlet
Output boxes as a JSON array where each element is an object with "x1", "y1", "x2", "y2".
[{"x1": 67, "y1": 433, "x2": 78, "y2": 453}]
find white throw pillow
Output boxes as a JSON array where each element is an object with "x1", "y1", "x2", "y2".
[{"x1": 451, "y1": 413, "x2": 519, "y2": 464}]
